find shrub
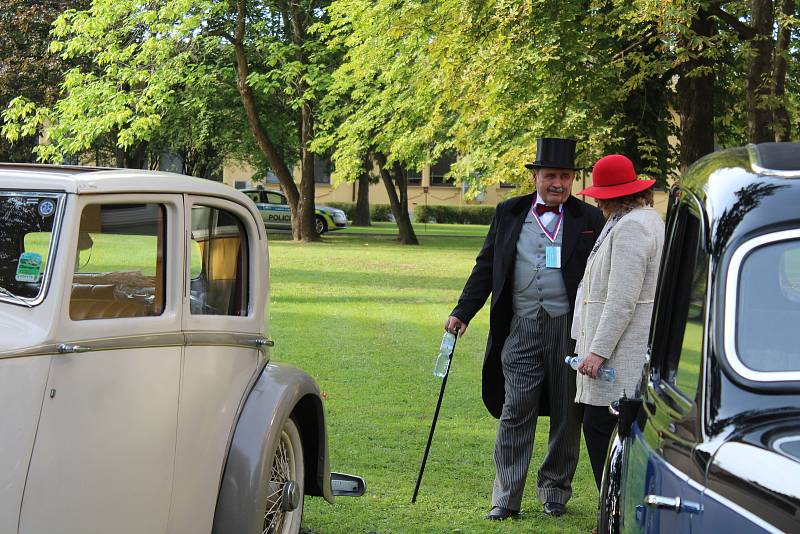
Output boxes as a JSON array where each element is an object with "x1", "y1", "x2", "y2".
[
  {"x1": 414, "y1": 204, "x2": 495, "y2": 225},
  {"x1": 370, "y1": 204, "x2": 393, "y2": 221}
]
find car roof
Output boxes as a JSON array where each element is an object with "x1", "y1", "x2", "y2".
[
  {"x1": 0, "y1": 163, "x2": 248, "y2": 204},
  {"x1": 679, "y1": 143, "x2": 800, "y2": 251}
]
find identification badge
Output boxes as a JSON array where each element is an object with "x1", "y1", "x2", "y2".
[
  {"x1": 545, "y1": 246, "x2": 561, "y2": 268},
  {"x1": 16, "y1": 252, "x2": 43, "y2": 283}
]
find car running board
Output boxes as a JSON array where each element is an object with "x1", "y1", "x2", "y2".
[{"x1": 330, "y1": 472, "x2": 366, "y2": 497}]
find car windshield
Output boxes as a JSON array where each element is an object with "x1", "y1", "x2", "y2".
[
  {"x1": 0, "y1": 192, "x2": 63, "y2": 304},
  {"x1": 736, "y1": 237, "x2": 800, "y2": 372}
]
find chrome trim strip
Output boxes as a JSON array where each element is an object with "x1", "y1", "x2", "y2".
[
  {"x1": 773, "y1": 436, "x2": 800, "y2": 456},
  {"x1": 748, "y1": 143, "x2": 800, "y2": 178},
  {"x1": 724, "y1": 229, "x2": 800, "y2": 382},
  {"x1": 184, "y1": 331, "x2": 271, "y2": 356},
  {"x1": 0, "y1": 331, "x2": 270, "y2": 359},
  {"x1": 0, "y1": 191, "x2": 66, "y2": 307}
]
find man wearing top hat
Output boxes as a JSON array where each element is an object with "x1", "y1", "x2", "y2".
[{"x1": 445, "y1": 138, "x2": 604, "y2": 520}]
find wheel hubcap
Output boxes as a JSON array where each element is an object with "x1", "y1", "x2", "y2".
[{"x1": 281, "y1": 480, "x2": 301, "y2": 511}]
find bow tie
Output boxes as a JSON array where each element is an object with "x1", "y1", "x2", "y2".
[{"x1": 535, "y1": 203, "x2": 560, "y2": 216}]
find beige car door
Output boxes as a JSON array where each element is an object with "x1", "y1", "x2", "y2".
[
  {"x1": 19, "y1": 195, "x2": 183, "y2": 534},
  {"x1": 167, "y1": 196, "x2": 268, "y2": 533}
]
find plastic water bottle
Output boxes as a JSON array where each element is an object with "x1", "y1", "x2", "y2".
[
  {"x1": 433, "y1": 331, "x2": 457, "y2": 378},
  {"x1": 564, "y1": 355, "x2": 617, "y2": 382}
]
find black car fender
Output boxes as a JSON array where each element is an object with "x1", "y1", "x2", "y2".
[
  {"x1": 212, "y1": 362, "x2": 333, "y2": 533},
  {"x1": 599, "y1": 430, "x2": 624, "y2": 534}
]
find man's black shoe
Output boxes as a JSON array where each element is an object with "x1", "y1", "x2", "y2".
[
  {"x1": 543, "y1": 501, "x2": 565, "y2": 517},
  {"x1": 486, "y1": 506, "x2": 519, "y2": 521}
]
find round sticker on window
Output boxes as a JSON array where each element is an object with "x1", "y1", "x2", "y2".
[{"x1": 38, "y1": 199, "x2": 55, "y2": 217}]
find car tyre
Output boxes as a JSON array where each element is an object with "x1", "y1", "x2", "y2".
[
  {"x1": 262, "y1": 417, "x2": 304, "y2": 534},
  {"x1": 598, "y1": 431, "x2": 623, "y2": 534},
  {"x1": 314, "y1": 216, "x2": 327, "y2": 236}
]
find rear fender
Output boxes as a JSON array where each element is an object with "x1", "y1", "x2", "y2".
[{"x1": 212, "y1": 363, "x2": 331, "y2": 534}]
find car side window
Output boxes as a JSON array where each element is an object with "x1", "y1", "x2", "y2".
[
  {"x1": 189, "y1": 205, "x2": 249, "y2": 316},
  {"x1": 654, "y1": 200, "x2": 707, "y2": 401},
  {"x1": 70, "y1": 203, "x2": 166, "y2": 320},
  {"x1": 265, "y1": 192, "x2": 286, "y2": 205}
]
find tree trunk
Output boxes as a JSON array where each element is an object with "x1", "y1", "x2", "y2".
[
  {"x1": 677, "y1": 8, "x2": 716, "y2": 173},
  {"x1": 232, "y1": 0, "x2": 307, "y2": 239},
  {"x1": 748, "y1": 0, "x2": 776, "y2": 143},
  {"x1": 353, "y1": 166, "x2": 371, "y2": 226},
  {"x1": 773, "y1": 0, "x2": 794, "y2": 141},
  {"x1": 291, "y1": 0, "x2": 317, "y2": 241},
  {"x1": 295, "y1": 99, "x2": 317, "y2": 241},
  {"x1": 375, "y1": 153, "x2": 418, "y2": 245}
]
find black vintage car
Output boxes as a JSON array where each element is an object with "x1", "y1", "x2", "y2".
[{"x1": 600, "y1": 142, "x2": 800, "y2": 533}]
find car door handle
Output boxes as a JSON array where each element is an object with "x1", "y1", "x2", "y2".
[
  {"x1": 57, "y1": 343, "x2": 92, "y2": 354},
  {"x1": 255, "y1": 338, "x2": 274, "y2": 347},
  {"x1": 643, "y1": 495, "x2": 702, "y2": 514}
]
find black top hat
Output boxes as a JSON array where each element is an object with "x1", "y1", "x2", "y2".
[{"x1": 525, "y1": 137, "x2": 579, "y2": 170}]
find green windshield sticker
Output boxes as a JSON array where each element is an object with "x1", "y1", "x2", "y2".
[{"x1": 16, "y1": 252, "x2": 43, "y2": 283}]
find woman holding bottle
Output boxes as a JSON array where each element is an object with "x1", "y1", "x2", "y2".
[{"x1": 571, "y1": 154, "x2": 665, "y2": 490}]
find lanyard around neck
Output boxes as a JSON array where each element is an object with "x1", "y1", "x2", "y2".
[{"x1": 530, "y1": 202, "x2": 563, "y2": 244}]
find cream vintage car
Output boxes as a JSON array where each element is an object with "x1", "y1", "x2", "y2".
[{"x1": 0, "y1": 164, "x2": 363, "y2": 534}]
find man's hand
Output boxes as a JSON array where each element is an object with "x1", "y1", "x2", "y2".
[
  {"x1": 444, "y1": 316, "x2": 467, "y2": 337},
  {"x1": 577, "y1": 352, "x2": 606, "y2": 379}
]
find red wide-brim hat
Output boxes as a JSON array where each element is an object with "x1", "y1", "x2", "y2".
[{"x1": 577, "y1": 154, "x2": 655, "y2": 199}]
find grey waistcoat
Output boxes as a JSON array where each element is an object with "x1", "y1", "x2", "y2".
[{"x1": 512, "y1": 210, "x2": 570, "y2": 318}]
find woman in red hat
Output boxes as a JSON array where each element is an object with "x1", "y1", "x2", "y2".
[{"x1": 570, "y1": 154, "x2": 665, "y2": 493}]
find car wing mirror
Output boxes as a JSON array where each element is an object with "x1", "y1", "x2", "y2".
[{"x1": 330, "y1": 472, "x2": 366, "y2": 497}]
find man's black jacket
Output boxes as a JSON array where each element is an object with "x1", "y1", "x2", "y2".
[{"x1": 451, "y1": 193, "x2": 605, "y2": 418}]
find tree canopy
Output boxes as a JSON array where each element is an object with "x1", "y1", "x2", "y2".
[
  {"x1": 318, "y1": 0, "x2": 799, "y2": 191},
  {"x1": 2, "y1": 0, "x2": 798, "y2": 243}
]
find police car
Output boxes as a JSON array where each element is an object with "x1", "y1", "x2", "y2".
[{"x1": 242, "y1": 187, "x2": 348, "y2": 235}]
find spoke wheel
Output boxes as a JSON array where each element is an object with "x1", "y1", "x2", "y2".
[{"x1": 262, "y1": 418, "x2": 304, "y2": 534}]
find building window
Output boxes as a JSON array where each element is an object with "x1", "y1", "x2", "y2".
[
  {"x1": 430, "y1": 152, "x2": 457, "y2": 186},
  {"x1": 404, "y1": 168, "x2": 422, "y2": 186},
  {"x1": 314, "y1": 155, "x2": 332, "y2": 184}
]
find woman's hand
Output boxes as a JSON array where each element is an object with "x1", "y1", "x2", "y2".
[{"x1": 578, "y1": 352, "x2": 607, "y2": 379}]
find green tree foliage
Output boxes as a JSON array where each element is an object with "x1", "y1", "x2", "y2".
[
  {"x1": 2, "y1": 0, "x2": 334, "y2": 242},
  {"x1": 0, "y1": 0, "x2": 90, "y2": 162},
  {"x1": 320, "y1": 0, "x2": 798, "y2": 195}
]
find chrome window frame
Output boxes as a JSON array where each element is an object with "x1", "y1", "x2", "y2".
[
  {"x1": 724, "y1": 229, "x2": 800, "y2": 381},
  {"x1": 0, "y1": 191, "x2": 66, "y2": 307},
  {"x1": 747, "y1": 144, "x2": 800, "y2": 178}
]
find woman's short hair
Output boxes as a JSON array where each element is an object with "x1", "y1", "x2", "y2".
[{"x1": 596, "y1": 188, "x2": 654, "y2": 213}]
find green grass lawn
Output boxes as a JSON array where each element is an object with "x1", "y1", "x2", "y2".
[{"x1": 267, "y1": 227, "x2": 598, "y2": 534}]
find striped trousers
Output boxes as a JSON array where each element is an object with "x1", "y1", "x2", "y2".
[{"x1": 492, "y1": 310, "x2": 581, "y2": 510}]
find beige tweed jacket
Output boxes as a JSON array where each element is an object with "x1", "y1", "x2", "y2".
[{"x1": 574, "y1": 207, "x2": 664, "y2": 406}]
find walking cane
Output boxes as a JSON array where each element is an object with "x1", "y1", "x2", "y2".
[{"x1": 411, "y1": 328, "x2": 459, "y2": 504}]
